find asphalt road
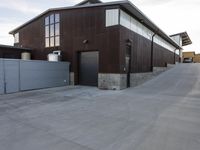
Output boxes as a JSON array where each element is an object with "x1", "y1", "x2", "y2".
[{"x1": 0, "y1": 64, "x2": 200, "y2": 150}]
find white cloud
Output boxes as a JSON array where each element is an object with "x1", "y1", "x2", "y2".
[
  {"x1": 0, "y1": 22, "x2": 21, "y2": 45},
  {"x1": 0, "y1": 0, "x2": 42, "y2": 14},
  {"x1": 131, "y1": 0, "x2": 200, "y2": 52}
]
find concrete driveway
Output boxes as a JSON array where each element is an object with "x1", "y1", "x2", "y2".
[{"x1": 0, "y1": 64, "x2": 200, "y2": 150}]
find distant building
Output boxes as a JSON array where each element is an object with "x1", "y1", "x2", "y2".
[
  {"x1": 194, "y1": 54, "x2": 200, "y2": 63},
  {"x1": 170, "y1": 32, "x2": 192, "y2": 62},
  {"x1": 182, "y1": 51, "x2": 200, "y2": 63}
]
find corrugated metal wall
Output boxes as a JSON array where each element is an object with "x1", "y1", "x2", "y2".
[
  {"x1": 0, "y1": 59, "x2": 70, "y2": 94},
  {"x1": 20, "y1": 60, "x2": 69, "y2": 91},
  {"x1": 0, "y1": 59, "x2": 4, "y2": 94},
  {"x1": 4, "y1": 60, "x2": 20, "y2": 93}
]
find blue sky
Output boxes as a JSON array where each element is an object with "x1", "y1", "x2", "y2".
[{"x1": 0, "y1": 0, "x2": 200, "y2": 53}]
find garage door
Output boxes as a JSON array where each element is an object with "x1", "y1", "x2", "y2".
[{"x1": 79, "y1": 51, "x2": 99, "y2": 86}]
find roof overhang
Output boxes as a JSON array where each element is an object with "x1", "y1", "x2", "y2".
[
  {"x1": 170, "y1": 32, "x2": 192, "y2": 46},
  {"x1": 119, "y1": 2, "x2": 181, "y2": 49},
  {"x1": 0, "y1": 44, "x2": 31, "y2": 51},
  {"x1": 9, "y1": 0, "x2": 181, "y2": 49}
]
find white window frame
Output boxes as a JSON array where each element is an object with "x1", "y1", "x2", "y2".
[
  {"x1": 14, "y1": 33, "x2": 19, "y2": 43},
  {"x1": 105, "y1": 9, "x2": 119, "y2": 27},
  {"x1": 119, "y1": 9, "x2": 175, "y2": 52},
  {"x1": 45, "y1": 13, "x2": 60, "y2": 48}
]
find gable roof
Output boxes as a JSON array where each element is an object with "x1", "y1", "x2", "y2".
[
  {"x1": 9, "y1": 1, "x2": 125, "y2": 34},
  {"x1": 76, "y1": 0, "x2": 102, "y2": 6},
  {"x1": 9, "y1": 0, "x2": 182, "y2": 49},
  {"x1": 170, "y1": 32, "x2": 192, "y2": 46}
]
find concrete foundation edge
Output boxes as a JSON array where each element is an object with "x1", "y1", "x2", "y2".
[
  {"x1": 98, "y1": 73, "x2": 127, "y2": 90},
  {"x1": 70, "y1": 72, "x2": 75, "y2": 85},
  {"x1": 130, "y1": 65, "x2": 175, "y2": 87}
]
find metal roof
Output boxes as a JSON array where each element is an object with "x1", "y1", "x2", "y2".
[
  {"x1": 9, "y1": 1, "x2": 127, "y2": 34},
  {"x1": 0, "y1": 44, "x2": 31, "y2": 51},
  {"x1": 76, "y1": 0, "x2": 102, "y2": 6},
  {"x1": 9, "y1": 0, "x2": 181, "y2": 49},
  {"x1": 170, "y1": 32, "x2": 192, "y2": 46}
]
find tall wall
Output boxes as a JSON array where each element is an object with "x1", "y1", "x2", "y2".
[
  {"x1": 119, "y1": 26, "x2": 179, "y2": 73},
  {"x1": 13, "y1": 5, "x2": 179, "y2": 87},
  {"x1": 14, "y1": 6, "x2": 121, "y2": 84},
  {"x1": 120, "y1": 26, "x2": 151, "y2": 73}
]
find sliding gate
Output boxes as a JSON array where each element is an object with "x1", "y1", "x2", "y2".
[{"x1": 0, "y1": 59, "x2": 70, "y2": 94}]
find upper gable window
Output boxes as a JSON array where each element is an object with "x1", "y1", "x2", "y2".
[
  {"x1": 50, "y1": 14, "x2": 54, "y2": 24},
  {"x1": 45, "y1": 13, "x2": 60, "y2": 48},
  {"x1": 55, "y1": 14, "x2": 60, "y2": 23},
  {"x1": 105, "y1": 9, "x2": 119, "y2": 27},
  {"x1": 45, "y1": 17, "x2": 49, "y2": 25},
  {"x1": 14, "y1": 32, "x2": 19, "y2": 43}
]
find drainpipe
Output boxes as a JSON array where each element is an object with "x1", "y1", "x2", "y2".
[
  {"x1": 179, "y1": 49, "x2": 182, "y2": 63},
  {"x1": 174, "y1": 48, "x2": 177, "y2": 64},
  {"x1": 2, "y1": 60, "x2": 6, "y2": 94},
  {"x1": 151, "y1": 33, "x2": 156, "y2": 72}
]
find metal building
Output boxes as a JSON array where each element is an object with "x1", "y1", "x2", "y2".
[{"x1": 8, "y1": 0, "x2": 192, "y2": 89}]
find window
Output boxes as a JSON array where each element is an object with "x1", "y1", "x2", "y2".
[
  {"x1": 50, "y1": 24, "x2": 54, "y2": 37},
  {"x1": 14, "y1": 33, "x2": 19, "y2": 43},
  {"x1": 45, "y1": 17, "x2": 49, "y2": 25},
  {"x1": 119, "y1": 10, "x2": 175, "y2": 52},
  {"x1": 50, "y1": 14, "x2": 54, "y2": 24},
  {"x1": 45, "y1": 13, "x2": 60, "y2": 48},
  {"x1": 105, "y1": 9, "x2": 176, "y2": 52},
  {"x1": 55, "y1": 14, "x2": 60, "y2": 23},
  {"x1": 55, "y1": 36, "x2": 60, "y2": 46},
  {"x1": 105, "y1": 9, "x2": 119, "y2": 27},
  {"x1": 120, "y1": 10, "x2": 131, "y2": 29}
]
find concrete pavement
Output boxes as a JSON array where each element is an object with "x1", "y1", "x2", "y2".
[{"x1": 0, "y1": 63, "x2": 200, "y2": 150}]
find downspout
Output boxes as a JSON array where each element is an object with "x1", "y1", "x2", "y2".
[
  {"x1": 174, "y1": 48, "x2": 177, "y2": 64},
  {"x1": 179, "y1": 49, "x2": 182, "y2": 63},
  {"x1": 151, "y1": 33, "x2": 156, "y2": 72}
]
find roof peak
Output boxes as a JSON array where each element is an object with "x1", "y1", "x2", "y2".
[{"x1": 76, "y1": 0, "x2": 102, "y2": 6}]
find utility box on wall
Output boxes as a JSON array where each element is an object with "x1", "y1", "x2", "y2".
[{"x1": 0, "y1": 59, "x2": 70, "y2": 94}]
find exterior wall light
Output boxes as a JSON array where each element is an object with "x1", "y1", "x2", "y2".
[
  {"x1": 126, "y1": 39, "x2": 132, "y2": 46},
  {"x1": 83, "y1": 40, "x2": 88, "y2": 44}
]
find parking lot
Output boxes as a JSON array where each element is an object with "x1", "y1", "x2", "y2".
[{"x1": 0, "y1": 64, "x2": 200, "y2": 150}]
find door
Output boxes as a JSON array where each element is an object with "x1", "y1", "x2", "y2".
[
  {"x1": 126, "y1": 45, "x2": 132, "y2": 88},
  {"x1": 79, "y1": 51, "x2": 99, "y2": 86},
  {"x1": 4, "y1": 60, "x2": 20, "y2": 94}
]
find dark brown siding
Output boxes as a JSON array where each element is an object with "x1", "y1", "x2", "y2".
[
  {"x1": 119, "y1": 26, "x2": 151, "y2": 73},
  {"x1": 15, "y1": 6, "x2": 121, "y2": 84},
  {"x1": 119, "y1": 26, "x2": 178, "y2": 73},
  {"x1": 14, "y1": 5, "x2": 179, "y2": 83},
  {"x1": 153, "y1": 43, "x2": 176, "y2": 67}
]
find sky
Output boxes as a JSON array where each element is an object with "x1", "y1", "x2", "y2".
[{"x1": 0, "y1": 0, "x2": 199, "y2": 53}]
